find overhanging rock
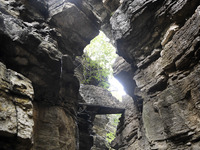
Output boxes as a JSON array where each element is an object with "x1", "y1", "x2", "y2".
[{"x1": 47, "y1": 0, "x2": 100, "y2": 56}]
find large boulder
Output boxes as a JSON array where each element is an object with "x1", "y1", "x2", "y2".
[{"x1": 79, "y1": 84, "x2": 123, "y2": 108}]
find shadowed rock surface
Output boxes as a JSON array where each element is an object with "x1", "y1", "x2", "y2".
[
  {"x1": 0, "y1": 0, "x2": 100, "y2": 149},
  {"x1": 112, "y1": 0, "x2": 200, "y2": 149},
  {"x1": 0, "y1": 62, "x2": 33, "y2": 150},
  {"x1": 0, "y1": 0, "x2": 200, "y2": 150}
]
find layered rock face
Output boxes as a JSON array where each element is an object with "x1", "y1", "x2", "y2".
[
  {"x1": 111, "y1": 95, "x2": 141, "y2": 150},
  {"x1": 1, "y1": 0, "x2": 200, "y2": 150},
  {"x1": 0, "y1": 0, "x2": 100, "y2": 149},
  {"x1": 0, "y1": 62, "x2": 33, "y2": 150},
  {"x1": 112, "y1": 0, "x2": 200, "y2": 149}
]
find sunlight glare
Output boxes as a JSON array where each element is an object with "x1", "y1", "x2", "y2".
[{"x1": 109, "y1": 77, "x2": 126, "y2": 96}]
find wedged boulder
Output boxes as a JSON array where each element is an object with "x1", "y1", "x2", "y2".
[{"x1": 79, "y1": 84, "x2": 123, "y2": 109}]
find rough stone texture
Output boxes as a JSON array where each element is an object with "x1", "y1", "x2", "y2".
[
  {"x1": 0, "y1": 62, "x2": 34, "y2": 150},
  {"x1": 0, "y1": 0, "x2": 101, "y2": 149},
  {"x1": 91, "y1": 114, "x2": 120, "y2": 150},
  {"x1": 48, "y1": 0, "x2": 100, "y2": 56},
  {"x1": 103, "y1": 0, "x2": 120, "y2": 12},
  {"x1": 113, "y1": 56, "x2": 143, "y2": 112},
  {"x1": 111, "y1": 0, "x2": 200, "y2": 64},
  {"x1": 111, "y1": 95, "x2": 144, "y2": 150},
  {"x1": 112, "y1": 0, "x2": 200, "y2": 149},
  {"x1": 33, "y1": 104, "x2": 77, "y2": 150},
  {"x1": 91, "y1": 115, "x2": 110, "y2": 150},
  {"x1": 0, "y1": 0, "x2": 119, "y2": 149},
  {"x1": 83, "y1": 0, "x2": 116, "y2": 43},
  {"x1": 77, "y1": 109, "x2": 94, "y2": 150},
  {"x1": 113, "y1": 57, "x2": 136, "y2": 97},
  {"x1": 2, "y1": 0, "x2": 200, "y2": 149}
]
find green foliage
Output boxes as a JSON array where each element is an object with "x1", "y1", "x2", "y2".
[
  {"x1": 81, "y1": 53, "x2": 110, "y2": 89},
  {"x1": 106, "y1": 132, "x2": 116, "y2": 144},
  {"x1": 84, "y1": 31, "x2": 117, "y2": 69},
  {"x1": 82, "y1": 31, "x2": 117, "y2": 89},
  {"x1": 108, "y1": 114, "x2": 121, "y2": 126},
  {"x1": 106, "y1": 114, "x2": 121, "y2": 145}
]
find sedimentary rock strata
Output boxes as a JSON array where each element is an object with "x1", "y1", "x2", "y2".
[
  {"x1": 112, "y1": 0, "x2": 200, "y2": 149},
  {"x1": 0, "y1": 0, "x2": 200, "y2": 149}
]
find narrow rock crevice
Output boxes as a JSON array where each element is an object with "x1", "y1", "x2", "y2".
[{"x1": 1, "y1": 0, "x2": 200, "y2": 150}]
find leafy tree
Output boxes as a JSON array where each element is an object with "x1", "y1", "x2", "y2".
[
  {"x1": 82, "y1": 31, "x2": 117, "y2": 89},
  {"x1": 81, "y1": 53, "x2": 110, "y2": 88},
  {"x1": 84, "y1": 31, "x2": 117, "y2": 69}
]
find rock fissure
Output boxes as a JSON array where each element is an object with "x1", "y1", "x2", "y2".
[
  {"x1": 12, "y1": 99, "x2": 18, "y2": 138},
  {"x1": 1, "y1": 0, "x2": 200, "y2": 150}
]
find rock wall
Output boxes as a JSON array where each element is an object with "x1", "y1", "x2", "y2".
[
  {"x1": 1, "y1": 0, "x2": 200, "y2": 149},
  {"x1": 0, "y1": 0, "x2": 100, "y2": 149},
  {"x1": 111, "y1": 95, "x2": 141, "y2": 150},
  {"x1": 112, "y1": 0, "x2": 200, "y2": 149},
  {"x1": 0, "y1": 62, "x2": 33, "y2": 150},
  {"x1": 91, "y1": 115, "x2": 110, "y2": 150}
]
